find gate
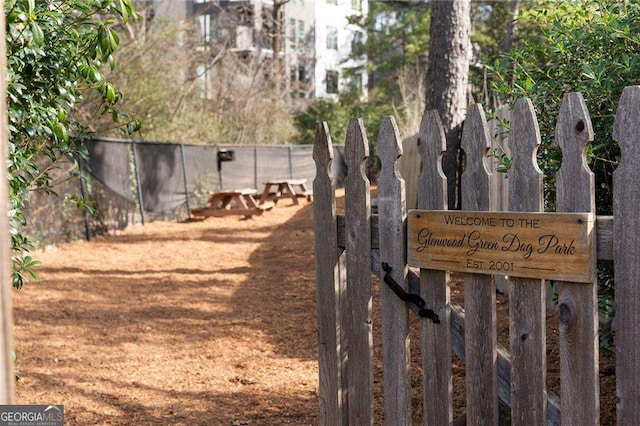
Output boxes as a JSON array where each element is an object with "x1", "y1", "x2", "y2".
[{"x1": 313, "y1": 86, "x2": 640, "y2": 425}]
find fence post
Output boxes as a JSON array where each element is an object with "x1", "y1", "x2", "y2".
[
  {"x1": 254, "y1": 146, "x2": 258, "y2": 190},
  {"x1": 313, "y1": 122, "x2": 346, "y2": 425},
  {"x1": 377, "y1": 116, "x2": 411, "y2": 425},
  {"x1": 508, "y1": 98, "x2": 546, "y2": 424},
  {"x1": 344, "y1": 118, "x2": 373, "y2": 424},
  {"x1": 613, "y1": 85, "x2": 640, "y2": 424},
  {"x1": 78, "y1": 160, "x2": 91, "y2": 241},
  {"x1": 0, "y1": 2, "x2": 14, "y2": 402},
  {"x1": 417, "y1": 110, "x2": 451, "y2": 425},
  {"x1": 131, "y1": 142, "x2": 145, "y2": 225},
  {"x1": 460, "y1": 104, "x2": 498, "y2": 423},
  {"x1": 555, "y1": 92, "x2": 599, "y2": 425},
  {"x1": 179, "y1": 144, "x2": 192, "y2": 219},
  {"x1": 288, "y1": 145, "x2": 293, "y2": 179}
]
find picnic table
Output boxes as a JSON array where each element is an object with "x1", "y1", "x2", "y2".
[
  {"x1": 259, "y1": 179, "x2": 313, "y2": 205},
  {"x1": 192, "y1": 188, "x2": 275, "y2": 219}
]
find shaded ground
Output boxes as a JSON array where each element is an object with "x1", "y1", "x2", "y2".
[
  {"x1": 13, "y1": 193, "x2": 616, "y2": 424},
  {"x1": 14, "y1": 201, "x2": 318, "y2": 425}
]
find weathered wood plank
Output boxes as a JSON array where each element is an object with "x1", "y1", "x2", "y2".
[
  {"x1": 344, "y1": 118, "x2": 373, "y2": 425},
  {"x1": 377, "y1": 116, "x2": 411, "y2": 425},
  {"x1": 407, "y1": 210, "x2": 594, "y2": 283},
  {"x1": 338, "y1": 214, "x2": 614, "y2": 260},
  {"x1": 595, "y1": 216, "x2": 613, "y2": 261},
  {"x1": 0, "y1": 4, "x2": 14, "y2": 403},
  {"x1": 312, "y1": 123, "x2": 345, "y2": 425},
  {"x1": 460, "y1": 103, "x2": 498, "y2": 424},
  {"x1": 613, "y1": 85, "x2": 640, "y2": 425},
  {"x1": 416, "y1": 110, "x2": 451, "y2": 425},
  {"x1": 371, "y1": 251, "x2": 562, "y2": 425},
  {"x1": 555, "y1": 92, "x2": 599, "y2": 425},
  {"x1": 508, "y1": 98, "x2": 547, "y2": 424}
]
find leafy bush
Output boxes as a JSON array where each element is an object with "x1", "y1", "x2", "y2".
[
  {"x1": 485, "y1": 0, "x2": 640, "y2": 213},
  {"x1": 484, "y1": 0, "x2": 640, "y2": 354},
  {"x1": 6, "y1": 0, "x2": 137, "y2": 288}
]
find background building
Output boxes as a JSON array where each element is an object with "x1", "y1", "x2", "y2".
[{"x1": 150, "y1": 0, "x2": 368, "y2": 101}]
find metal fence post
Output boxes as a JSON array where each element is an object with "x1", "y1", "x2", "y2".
[
  {"x1": 288, "y1": 145, "x2": 293, "y2": 179},
  {"x1": 78, "y1": 159, "x2": 91, "y2": 241},
  {"x1": 131, "y1": 141, "x2": 145, "y2": 225},
  {"x1": 179, "y1": 144, "x2": 191, "y2": 219}
]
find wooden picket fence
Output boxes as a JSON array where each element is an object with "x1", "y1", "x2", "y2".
[{"x1": 313, "y1": 86, "x2": 640, "y2": 425}]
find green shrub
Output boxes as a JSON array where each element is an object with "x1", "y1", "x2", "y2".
[{"x1": 6, "y1": 0, "x2": 137, "y2": 288}]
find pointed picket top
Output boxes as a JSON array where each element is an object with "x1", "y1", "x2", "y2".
[
  {"x1": 614, "y1": 85, "x2": 640, "y2": 166},
  {"x1": 556, "y1": 93, "x2": 593, "y2": 160},
  {"x1": 417, "y1": 110, "x2": 447, "y2": 210},
  {"x1": 314, "y1": 122, "x2": 334, "y2": 178},
  {"x1": 377, "y1": 116, "x2": 403, "y2": 183},
  {"x1": 461, "y1": 103, "x2": 492, "y2": 211},
  {"x1": 556, "y1": 93, "x2": 594, "y2": 213},
  {"x1": 345, "y1": 118, "x2": 370, "y2": 181},
  {"x1": 509, "y1": 98, "x2": 543, "y2": 212}
]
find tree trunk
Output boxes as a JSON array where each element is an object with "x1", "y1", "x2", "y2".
[
  {"x1": 425, "y1": 0, "x2": 471, "y2": 209},
  {"x1": 271, "y1": 0, "x2": 288, "y2": 93},
  {"x1": 502, "y1": 0, "x2": 520, "y2": 52}
]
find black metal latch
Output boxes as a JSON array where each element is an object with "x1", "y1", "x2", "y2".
[{"x1": 381, "y1": 263, "x2": 440, "y2": 324}]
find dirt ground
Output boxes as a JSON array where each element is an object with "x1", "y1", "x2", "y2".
[{"x1": 13, "y1": 192, "x2": 616, "y2": 425}]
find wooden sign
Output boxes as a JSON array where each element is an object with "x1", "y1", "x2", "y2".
[{"x1": 407, "y1": 211, "x2": 595, "y2": 283}]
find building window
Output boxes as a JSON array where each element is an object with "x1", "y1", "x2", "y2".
[
  {"x1": 297, "y1": 20, "x2": 305, "y2": 45},
  {"x1": 327, "y1": 0, "x2": 338, "y2": 4},
  {"x1": 326, "y1": 26, "x2": 338, "y2": 50},
  {"x1": 351, "y1": 0, "x2": 362, "y2": 11},
  {"x1": 351, "y1": 30, "x2": 363, "y2": 53},
  {"x1": 291, "y1": 64, "x2": 308, "y2": 98},
  {"x1": 291, "y1": 65, "x2": 307, "y2": 83},
  {"x1": 350, "y1": 73, "x2": 362, "y2": 93},
  {"x1": 326, "y1": 70, "x2": 339, "y2": 94},
  {"x1": 289, "y1": 18, "x2": 296, "y2": 45}
]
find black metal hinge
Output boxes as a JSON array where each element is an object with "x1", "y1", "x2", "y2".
[{"x1": 381, "y1": 262, "x2": 440, "y2": 324}]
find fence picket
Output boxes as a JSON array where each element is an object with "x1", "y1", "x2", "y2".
[
  {"x1": 312, "y1": 122, "x2": 346, "y2": 425},
  {"x1": 508, "y1": 98, "x2": 547, "y2": 424},
  {"x1": 416, "y1": 110, "x2": 452, "y2": 425},
  {"x1": 460, "y1": 104, "x2": 498, "y2": 424},
  {"x1": 344, "y1": 118, "x2": 373, "y2": 424},
  {"x1": 377, "y1": 116, "x2": 411, "y2": 425},
  {"x1": 555, "y1": 92, "x2": 599, "y2": 425},
  {"x1": 613, "y1": 86, "x2": 640, "y2": 425}
]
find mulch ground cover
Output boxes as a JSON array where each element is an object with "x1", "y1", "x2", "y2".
[{"x1": 13, "y1": 192, "x2": 616, "y2": 424}]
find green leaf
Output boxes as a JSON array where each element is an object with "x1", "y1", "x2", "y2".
[
  {"x1": 52, "y1": 121, "x2": 68, "y2": 142},
  {"x1": 105, "y1": 84, "x2": 116, "y2": 103},
  {"x1": 30, "y1": 21, "x2": 44, "y2": 47},
  {"x1": 108, "y1": 29, "x2": 120, "y2": 51},
  {"x1": 25, "y1": 0, "x2": 35, "y2": 15}
]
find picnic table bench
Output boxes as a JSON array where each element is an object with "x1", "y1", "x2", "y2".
[
  {"x1": 192, "y1": 188, "x2": 275, "y2": 218},
  {"x1": 259, "y1": 179, "x2": 313, "y2": 206}
]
